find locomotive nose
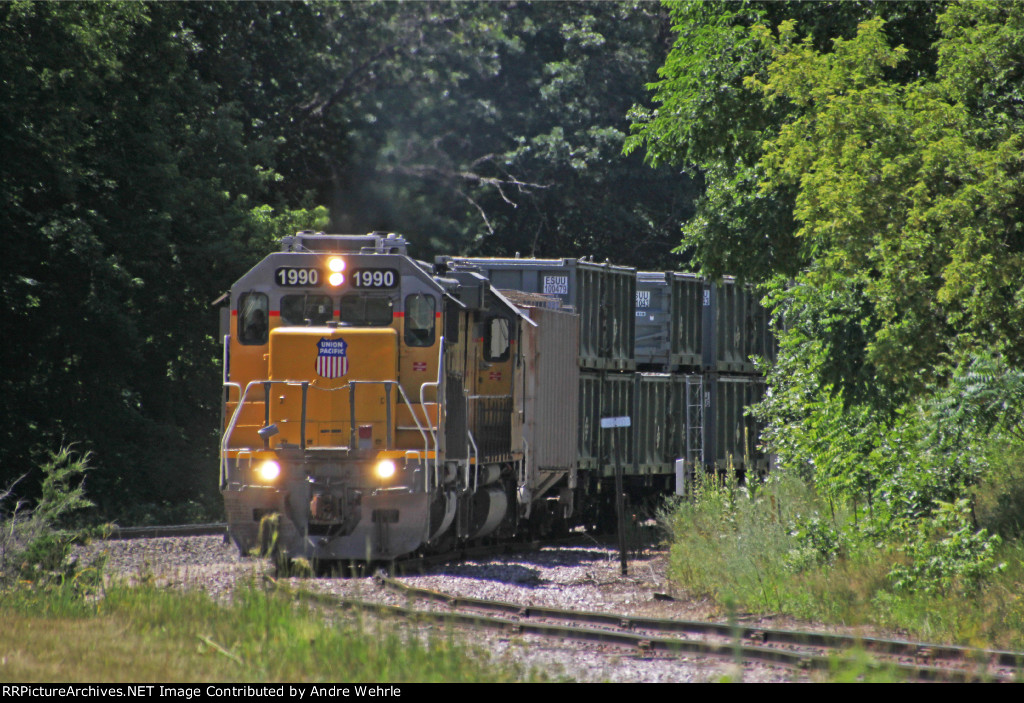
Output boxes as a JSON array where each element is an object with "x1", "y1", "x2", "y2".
[{"x1": 267, "y1": 326, "x2": 399, "y2": 451}]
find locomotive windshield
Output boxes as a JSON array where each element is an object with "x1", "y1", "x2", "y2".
[
  {"x1": 281, "y1": 294, "x2": 332, "y2": 326},
  {"x1": 339, "y1": 293, "x2": 394, "y2": 326}
]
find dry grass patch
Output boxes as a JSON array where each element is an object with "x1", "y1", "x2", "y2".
[{"x1": 0, "y1": 611, "x2": 228, "y2": 682}]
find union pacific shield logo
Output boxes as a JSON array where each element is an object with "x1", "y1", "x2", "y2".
[{"x1": 316, "y1": 337, "x2": 349, "y2": 378}]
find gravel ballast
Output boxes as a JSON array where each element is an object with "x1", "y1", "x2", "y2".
[{"x1": 75, "y1": 534, "x2": 808, "y2": 682}]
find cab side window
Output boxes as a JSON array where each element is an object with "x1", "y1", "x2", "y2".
[
  {"x1": 404, "y1": 294, "x2": 436, "y2": 347},
  {"x1": 484, "y1": 316, "x2": 510, "y2": 362},
  {"x1": 238, "y1": 293, "x2": 269, "y2": 345}
]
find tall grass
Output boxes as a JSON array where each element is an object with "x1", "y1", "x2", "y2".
[
  {"x1": 0, "y1": 580, "x2": 551, "y2": 682},
  {"x1": 663, "y1": 468, "x2": 1024, "y2": 649},
  {"x1": 0, "y1": 445, "x2": 554, "y2": 683}
]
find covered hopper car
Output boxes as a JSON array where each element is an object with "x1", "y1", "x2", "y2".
[{"x1": 219, "y1": 233, "x2": 771, "y2": 563}]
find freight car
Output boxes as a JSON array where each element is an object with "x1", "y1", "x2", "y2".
[
  {"x1": 633, "y1": 270, "x2": 776, "y2": 373},
  {"x1": 219, "y1": 233, "x2": 771, "y2": 563},
  {"x1": 442, "y1": 256, "x2": 773, "y2": 482}
]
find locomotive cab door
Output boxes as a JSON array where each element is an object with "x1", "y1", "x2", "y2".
[
  {"x1": 467, "y1": 292, "x2": 527, "y2": 463},
  {"x1": 442, "y1": 295, "x2": 469, "y2": 461}
]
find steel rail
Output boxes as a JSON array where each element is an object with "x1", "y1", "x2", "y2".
[
  {"x1": 375, "y1": 576, "x2": 1024, "y2": 677},
  {"x1": 105, "y1": 523, "x2": 228, "y2": 540},
  {"x1": 296, "y1": 589, "x2": 1013, "y2": 682}
]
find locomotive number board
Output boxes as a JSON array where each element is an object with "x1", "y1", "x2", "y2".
[
  {"x1": 275, "y1": 267, "x2": 321, "y2": 287},
  {"x1": 351, "y1": 268, "x2": 399, "y2": 289}
]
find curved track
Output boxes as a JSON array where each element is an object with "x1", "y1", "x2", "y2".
[
  {"x1": 376, "y1": 576, "x2": 1023, "y2": 681},
  {"x1": 100, "y1": 526, "x2": 1024, "y2": 682},
  {"x1": 297, "y1": 577, "x2": 1022, "y2": 682}
]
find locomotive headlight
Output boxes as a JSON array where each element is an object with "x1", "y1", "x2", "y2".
[
  {"x1": 256, "y1": 459, "x2": 281, "y2": 483},
  {"x1": 375, "y1": 459, "x2": 396, "y2": 480},
  {"x1": 327, "y1": 257, "x2": 346, "y2": 287}
]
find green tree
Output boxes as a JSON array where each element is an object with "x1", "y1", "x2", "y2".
[
  {"x1": 626, "y1": 0, "x2": 943, "y2": 280},
  {"x1": 633, "y1": 1, "x2": 1024, "y2": 545},
  {"x1": 290, "y1": 1, "x2": 692, "y2": 267},
  {"x1": 751, "y1": 9, "x2": 1024, "y2": 390},
  {"x1": 0, "y1": 2, "x2": 323, "y2": 518}
]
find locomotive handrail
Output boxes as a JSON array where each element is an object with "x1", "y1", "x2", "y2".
[
  {"x1": 224, "y1": 379, "x2": 428, "y2": 451},
  {"x1": 222, "y1": 335, "x2": 232, "y2": 390},
  {"x1": 466, "y1": 430, "x2": 479, "y2": 491},
  {"x1": 419, "y1": 336, "x2": 445, "y2": 490},
  {"x1": 220, "y1": 380, "x2": 244, "y2": 485},
  {"x1": 517, "y1": 438, "x2": 531, "y2": 519},
  {"x1": 520, "y1": 437, "x2": 530, "y2": 491},
  {"x1": 221, "y1": 377, "x2": 434, "y2": 486},
  {"x1": 391, "y1": 382, "x2": 431, "y2": 455},
  {"x1": 223, "y1": 381, "x2": 242, "y2": 403},
  {"x1": 221, "y1": 380, "x2": 267, "y2": 486}
]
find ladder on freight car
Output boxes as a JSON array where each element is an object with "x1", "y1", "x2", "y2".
[{"x1": 685, "y1": 375, "x2": 704, "y2": 470}]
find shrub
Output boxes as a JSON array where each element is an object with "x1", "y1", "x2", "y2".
[{"x1": 888, "y1": 499, "x2": 1005, "y2": 596}]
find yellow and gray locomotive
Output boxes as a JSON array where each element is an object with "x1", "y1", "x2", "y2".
[
  {"x1": 219, "y1": 232, "x2": 579, "y2": 561},
  {"x1": 220, "y1": 231, "x2": 772, "y2": 563}
]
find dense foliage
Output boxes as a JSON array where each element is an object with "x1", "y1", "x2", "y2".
[
  {"x1": 1, "y1": 2, "x2": 688, "y2": 520},
  {"x1": 633, "y1": 0, "x2": 1024, "y2": 610},
  {"x1": 5, "y1": 1, "x2": 1022, "y2": 621},
  {"x1": 1, "y1": 2, "x2": 326, "y2": 520}
]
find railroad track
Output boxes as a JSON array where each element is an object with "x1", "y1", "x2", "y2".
[
  {"x1": 383, "y1": 534, "x2": 624, "y2": 574},
  {"x1": 104, "y1": 523, "x2": 609, "y2": 557},
  {"x1": 106, "y1": 522, "x2": 228, "y2": 540},
  {"x1": 295, "y1": 576, "x2": 1023, "y2": 683},
  {"x1": 99, "y1": 527, "x2": 1024, "y2": 680}
]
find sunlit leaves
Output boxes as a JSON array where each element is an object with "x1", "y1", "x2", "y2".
[{"x1": 752, "y1": 8, "x2": 1024, "y2": 387}]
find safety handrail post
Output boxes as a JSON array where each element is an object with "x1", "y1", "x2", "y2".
[
  {"x1": 262, "y1": 381, "x2": 272, "y2": 450},
  {"x1": 300, "y1": 382, "x2": 309, "y2": 449},
  {"x1": 419, "y1": 336, "x2": 445, "y2": 484},
  {"x1": 385, "y1": 382, "x2": 393, "y2": 450},
  {"x1": 348, "y1": 381, "x2": 357, "y2": 450},
  {"x1": 467, "y1": 431, "x2": 479, "y2": 491},
  {"x1": 221, "y1": 380, "x2": 266, "y2": 487}
]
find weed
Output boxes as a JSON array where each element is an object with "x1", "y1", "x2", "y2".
[
  {"x1": 0, "y1": 446, "x2": 104, "y2": 591},
  {"x1": 823, "y1": 648, "x2": 905, "y2": 683},
  {"x1": 2, "y1": 578, "x2": 551, "y2": 681}
]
